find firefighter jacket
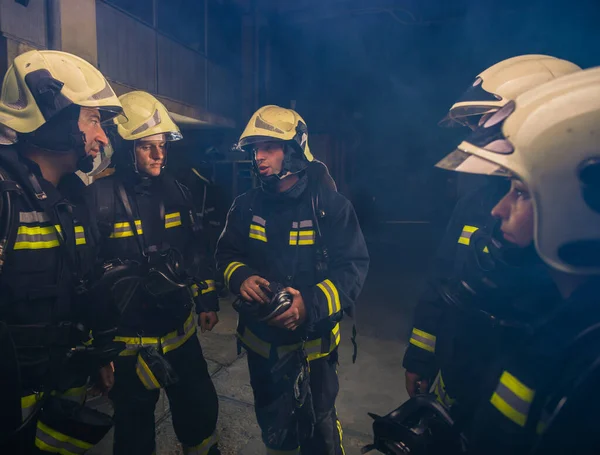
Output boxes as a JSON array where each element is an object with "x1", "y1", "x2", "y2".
[
  {"x1": 215, "y1": 161, "x2": 369, "y2": 361},
  {"x1": 0, "y1": 146, "x2": 98, "y2": 389},
  {"x1": 87, "y1": 170, "x2": 218, "y2": 337},
  {"x1": 467, "y1": 277, "x2": 600, "y2": 455},
  {"x1": 402, "y1": 178, "x2": 559, "y2": 411}
]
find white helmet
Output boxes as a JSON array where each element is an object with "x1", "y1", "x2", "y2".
[
  {"x1": 437, "y1": 67, "x2": 600, "y2": 275},
  {"x1": 440, "y1": 55, "x2": 581, "y2": 129}
]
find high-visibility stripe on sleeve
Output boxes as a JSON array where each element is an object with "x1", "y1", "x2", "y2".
[
  {"x1": 409, "y1": 327, "x2": 436, "y2": 353},
  {"x1": 316, "y1": 279, "x2": 341, "y2": 316},
  {"x1": 490, "y1": 371, "x2": 535, "y2": 427},
  {"x1": 224, "y1": 261, "x2": 245, "y2": 287},
  {"x1": 201, "y1": 280, "x2": 216, "y2": 294}
]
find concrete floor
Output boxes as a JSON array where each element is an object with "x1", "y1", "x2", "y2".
[{"x1": 88, "y1": 233, "x2": 436, "y2": 455}]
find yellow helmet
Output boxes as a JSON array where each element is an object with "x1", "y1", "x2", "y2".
[
  {"x1": 437, "y1": 67, "x2": 600, "y2": 274},
  {"x1": 115, "y1": 91, "x2": 182, "y2": 142},
  {"x1": 238, "y1": 105, "x2": 314, "y2": 161},
  {"x1": 0, "y1": 50, "x2": 122, "y2": 136},
  {"x1": 440, "y1": 55, "x2": 581, "y2": 129}
]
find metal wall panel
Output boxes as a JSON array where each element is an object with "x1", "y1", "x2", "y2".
[
  {"x1": 208, "y1": 61, "x2": 239, "y2": 121},
  {"x1": 96, "y1": 1, "x2": 156, "y2": 92},
  {"x1": 157, "y1": 34, "x2": 206, "y2": 108},
  {"x1": 0, "y1": 0, "x2": 47, "y2": 48}
]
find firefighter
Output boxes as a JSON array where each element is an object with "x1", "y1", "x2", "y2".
[
  {"x1": 403, "y1": 55, "x2": 581, "y2": 420},
  {"x1": 86, "y1": 91, "x2": 220, "y2": 455},
  {"x1": 215, "y1": 105, "x2": 369, "y2": 454},
  {"x1": 0, "y1": 50, "x2": 123, "y2": 453},
  {"x1": 436, "y1": 66, "x2": 600, "y2": 454}
]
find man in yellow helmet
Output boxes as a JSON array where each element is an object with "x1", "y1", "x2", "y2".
[
  {"x1": 0, "y1": 50, "x2": 123, "y2": 453},
  {"x1": 215, "y1": 105, "x2": 369, "y2": 455},
  {"x1": 87, "y1": 91, "x2": 220, "y2": 455}
]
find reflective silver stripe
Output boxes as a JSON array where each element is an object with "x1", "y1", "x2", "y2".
[
  {"x1": 14, "y1": 226, "x2": 59, "y2": 246},
  {"x1": 132, "y1": 108, "x2": 161, "y2": 135},
  {"x1": 409, "y1": 332, "x2": 435, "y2": 351},
  {"x1": 316, "y1": 279, "x2": 341, "y2": 315},
  {"x1": 250, "y1": 227, "x2": 265, "y2": 237},
  {"x1": 161, "y1": 314, "x2": 196, "y2": 353},
  {"x1": 292, "y1": 220, "x2": 313, "y2": 228},
  {"x1": 35, "y1": 421, "x2": 92, "y2": 454},
  {"x1": 136, "y1": 356, "x2": 161, "y2": 390},
  {"x1": 494, "y1": 381, "x2": 531, "y2": 416},
  {"x1": 19, "y1": 211, "x2": 50, "y2": 223},
  {"x1": 165, "y1": 212, "x2": 182, "y2": 228},
  {"x1": 182, "y1": 431, "x2": 219, "y2": 455},
  {"x1": 251, "y1": 215, "x2": 266, "y2": 226},
  {"x1": 22, "y1": 393, "x2": 43, "y2": 421}
]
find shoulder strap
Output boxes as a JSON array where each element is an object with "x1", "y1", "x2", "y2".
[
  {"x1": 0, "y1": 167, "x2": 22, "y2": 275},
  {"x1": 94, "y1": 178, "x2": 116, "y2": 239}
]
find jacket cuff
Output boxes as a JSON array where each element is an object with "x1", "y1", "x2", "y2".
[
  {"x1": 223, "y1": 262, "x2": 257, "y2": 295},
  {"x1": 301, "y1": 279, "x2": 342, "y2": 329}
]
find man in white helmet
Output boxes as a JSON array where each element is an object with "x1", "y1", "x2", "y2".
[
  {"x1": 435, "y1": 65, "x2": 600, "y2": 454},
  {"x1": 0, "y1": 50, "x2": 123, "y2": 454},
  {"x1": 87, "y1": 91, "x2": 220, "y2": 455},
  {"x1": 215, "y1": 105, "x2": 369, "y2": 455},
  {"x1": 403, "y1": 55, "x2": 580, "y2": 414}
]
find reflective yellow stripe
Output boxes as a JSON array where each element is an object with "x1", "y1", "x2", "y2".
[
  {"x1": 136, "y1": 354, "x2": 162, "y2": 390},
  {"x1": 165, "y1": 212, "x2": 182, "y2": 229},
  {"x1": 191, "y1": 284, "x2": 200, "y2": 298},
  {"x1": 337, "y1": 417, "x2": 346, "y2": 455},
  {"x1": 500, "y1": 371, "x2": 535, "y2": 402},
  {"x1": 458, "y1": 225, "x2": 478, "y2": 245},
  {"x1": 236, "y1": 327, "x2": 271, "y2": 359},
  {"x1": 74, "y1": 225, "x2": 86, "y2": 245},
  {"x1": 276, "y1": 323, "x2": 340, "y2": 361},
  {"x1": 114, "y1": 313, "x2": 195, "y2": 356},
  {"x1": 35, "y1": 420, "x2": 93, "y2": 454},
  {"x1": 249, "y1": 224, "x2": 267, "y2": 242},
  {"x1": 109, "y1": 220, "x2": 143, "y2": 238},
  {"x1": 434, "y1": 373, "x2": 455, "y2": 407},
  {"x1": 409, "y1": 327, "x2": 436, "y2": 353},
  {"x1": 307, "y1": 323, "x2": 341, "y2": 361},
  {"x1": 316, "y1": 279, "x2": 341, "y2": 316},
  {"x1": 182, "y1": 431, "x2": 219, "y2": 455},
  {"x1": 161, "y1": 313, "x2": 196, "y2": 354},
  {"x1": 14, "y1": 225, "x2": 60, "y2": 250},
  {"x1": 22, "y1": 393, "x2": 43, "y2": 421},
  {"x1": 490, "y1": 371, "x2": 535, "y2": 427},
  {"x1": 289, "y1": 229, "x2": 316, "y2": 246},
  {"x1": 201, "y1": 280, "x2": 216, "y2": 294},
  {"x1": 224, "y1": 261, "x2": 245, "y2": 287}
]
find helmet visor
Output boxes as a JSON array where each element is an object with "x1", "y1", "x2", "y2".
[
  {"x1": 436, "y1": 101, "x2": 517, "y2": 177},
  {"x1": 439, "y1": 106, "x2": 499, "y2": 129}
]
